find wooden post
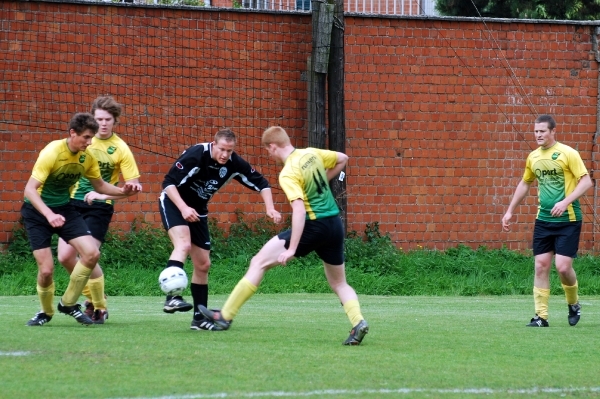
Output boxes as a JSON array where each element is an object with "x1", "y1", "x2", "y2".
[
  {"x1": 308, "y1": 0, "x2": 333, "y2": 148},
  {"x1": 307, "y1": 56, "x2": 317, "y2": 147},
  {"x1": 327, "y1": 0, "x2": 347, "y2": 230}
]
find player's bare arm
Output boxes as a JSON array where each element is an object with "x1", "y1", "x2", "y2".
[
  {"x1": 84, "y1": 178, "x2": 143, "y2": 204},
  {"x1": 259, "y1": 188, "x2": 282, "y2": 224},
  {"x1": 550, "y1": 174, "x2": 593, "y2": 217},
  {"x1": 278, "y1": 199, "x2": 305, "y2": 265},
  {"x1": 89, "y1": 178, "x2": 140, "y2": 198},
  {"x1": 502, "y1": 180, "x2": 531, "y2": 231},
  {"x1": 326, "y1": 152, "x2": 348, "y2": 181}
]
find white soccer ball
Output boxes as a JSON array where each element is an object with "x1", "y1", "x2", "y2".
[{"x1": 158, "y1": 266, "x2": 188, "y2": 296}]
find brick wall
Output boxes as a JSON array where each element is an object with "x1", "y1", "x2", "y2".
[{"x1": 1, "y1": 1, "x2": 598, "y2": 253}]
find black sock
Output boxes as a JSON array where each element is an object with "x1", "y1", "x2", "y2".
[{"x1": 191, "y1": 283, "x2": 208, "y2": 319}]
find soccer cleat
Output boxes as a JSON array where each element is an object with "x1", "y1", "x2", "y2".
[
  {"x1": 190, "y1": 316, "x2": 217, "y2": 331},
  {"x1": 83, "y1": 294, "x2": 108, "y2": 319},
  {"x1": 26, "y1": 311, "x2": 52, "y2": 326},
  {"x1": 343, "y1": 319, "x2": 369, "y2": 345},
  {"x1": 92, "y1": 309, "x2": 109, "y2": 324},
  {"x1": 568, "y1": 303, "x2": 581, "y2": 326},
  {"x1": 526, "y1": 315, "x2": 549, "y2": 327},
  {"x1": 57, "y1": 301, "x2": 93, "y2": 325},
  {"x1": 163, "y1": 296, "x2": 193, "y2": 313},
  {"x1": 83, "y1": 300, "x2": 95, "y2": 318},
  {"x1": 197, "y1": 305, "x2": 231, "y2": 331}
]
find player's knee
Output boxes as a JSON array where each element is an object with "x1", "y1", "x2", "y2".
[
  {"x1": 37, "y1": 264, "x2": 55, "y2": 280},
  {"x1": 56, "y1": 250, "x2": 75, "y2": 267},
  {"x1": 79, "y1": 248, "x2": 100, "y2": 267},
  {"x1": 249, "y1": 256, "x2": 273, "y2": 272},
  {"x1": 555, "y1": 263, "x2": 574, "y2": 275},
  {"x1": 194, "y1": 259, "x2": 211, "y2": 273},
  {"x1": 534, "y1": 260, "x2": 551, "y2": 273},
  {"x1": 175, "y1": 241, "x2": 192, "y2": 255}
]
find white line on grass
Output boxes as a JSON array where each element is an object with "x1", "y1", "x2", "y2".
[
  {"x1": 0, "y1": 351, "x2": 31, "y2": 356},
  {"x1": 110, "y1": 386, "x2": 600, "y2": 399}
]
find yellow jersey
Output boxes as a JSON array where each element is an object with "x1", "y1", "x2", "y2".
[
  {"x1": 279, "y1": 148, "x2": 340, "y2": 220},
  {"x1": 523, "y1": 142, "x2": 588, "y2": 222},
  {"x1": 71, "y1": 133, "x2": 140, "y2": 205},
  {"x1": 26, "y1": 139, "x2": 101, "y2": 207}
]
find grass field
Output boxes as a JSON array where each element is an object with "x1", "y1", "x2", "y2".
[{"x1": 1, "y1": 294, "x2": 600, "y2": 399}]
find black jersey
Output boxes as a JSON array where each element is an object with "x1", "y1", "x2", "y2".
[{"x1": 162, "y1": 142, "x2": 270, "y2": 215}]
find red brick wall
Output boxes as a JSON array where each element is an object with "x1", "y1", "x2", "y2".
[{"x1": 1, "y1": 1, "x2": 598, "y2": 253}]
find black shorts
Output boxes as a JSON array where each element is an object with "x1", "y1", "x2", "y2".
[
  {"x1": 158, "y1": 192, "x2": 211, "y2": 250},
  {"x1": 532, "y1": 219, "x2": 582, "y2": 258},
  {"x1": 20, "y1": 202, "x2": 92, "y2": 251},
  {"x1": 70, "y1": 199, "x2": 114, "y2": 243},
  {"x1": 277, "y1": 215, "x2": 345, "y2": 265}
]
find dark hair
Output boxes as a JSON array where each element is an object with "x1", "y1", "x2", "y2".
[
  {"x1": 535, "y1": 114, "x2": 556, "y2": 130},
  {"x1": 91, "y1": 96, "x2": 122, "y2": 121},
  {"x1": 214, "y1": 128, "x2": 236, "y2": 143},
  {"x1": 69, "y1": 113, "x2": 99, "y2": 134}
]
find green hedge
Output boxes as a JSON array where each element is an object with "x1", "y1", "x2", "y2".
[{"x1": 2, "y1": 216, "x2": 599, "y2": 296}]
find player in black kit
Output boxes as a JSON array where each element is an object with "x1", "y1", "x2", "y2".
[{"x1": 158, "y1": 128, "x2": 281, "y2": 330}]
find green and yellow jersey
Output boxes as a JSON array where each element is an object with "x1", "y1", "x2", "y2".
[
  {"x1": 523, "y1": 142, "x2": 588, "y2": 222},
  {"x1": 71, "y1": 133, "x2": 140, "y2": 205},
  {"x1": 279, "y1": 148, "x2": 340, "y2": 220},
  {"x1": 26, "y1": 139, "x2": 101, "y2": 207}
]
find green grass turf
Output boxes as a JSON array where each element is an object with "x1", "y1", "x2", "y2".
[{"x1": 1, "y1": 295, "x2": 599, "y2": 399}]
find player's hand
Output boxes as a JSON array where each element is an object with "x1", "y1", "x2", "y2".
[
  {"x1": 551, "y1": 201, "x2": 567, "y2": 217},
  {"x1": 122, "y1": 182, "x2": 142, "y2": 196},
  {"x1": 46, "y1": 212, "x2": 66, "y2": 228},
  {"x1": 267, "y1": 209, "x2": 282, "y2": 224},
  {"x1": 277, "y1": 249, "x2": 295, "y2": 265},
  {"x1": 181, "y1": 206, "x2": 201, "y2": 222},
  {"x1": 84, "y1": 191, "x2": 104, "y2": 204},
  {"x1": 501, "y1": 212, "x2": 512, "y2": 232}
]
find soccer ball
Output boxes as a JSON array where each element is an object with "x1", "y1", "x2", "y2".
[{"x1": 158, "y1": 266, "x2": 188, "y2": 296}]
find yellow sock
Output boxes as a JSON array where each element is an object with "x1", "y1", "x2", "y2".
[
  {"x1": 221, "y1": 278, "x2": 257, "y2": 320},
  {"x1": 562, "y1": 280, "x2": 579, "y2": 305},
  {"x1": 61, "y1": 261, "x2": 93, "y2": 306},
  {"x1": 533, "y1": 286, "x2": 550, "y2": 320},
  {"x1": 37, "y1": 282, "x2": 55, "y2": 317},
  {"x1": 343, "y1": 299, "x2": 364, "y2": 326},
  {"x1": 88, "y1": 275, "x2": 107, "y2": 310},
  {"x1": 81, "y1": 285, "x2": 92, "y2": 302}
]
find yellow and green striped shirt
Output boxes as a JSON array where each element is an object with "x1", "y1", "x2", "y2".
[
  {"x1": 71, "y1": 133, "x2": 139, "y2": 205},
  {"x1": 279, "y1": 148, "x2": 340, "y2": 220},
  {"x1": 26, "y1": 139, "x2": 101, "y2": 207},
  {"x1": 523, "y1": 142, "x2": 588, "y2": 222}
]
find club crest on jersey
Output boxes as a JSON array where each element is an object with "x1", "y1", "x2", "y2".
[
  {"x1": 107, "y1": 146, "x2": 117, "y2": 155},
  {"x1": 219, "y1": 167, "x2": 227, "y2": 178},
  {"x1": 552, "y1": 152, "x2": 560, "y2": 160},
  {"x1": 79, "y1": 155, "x2": 86, "y2": 163},
  {"x1": 175, "y1": 162, "x2": 184, "y2": 170}
]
